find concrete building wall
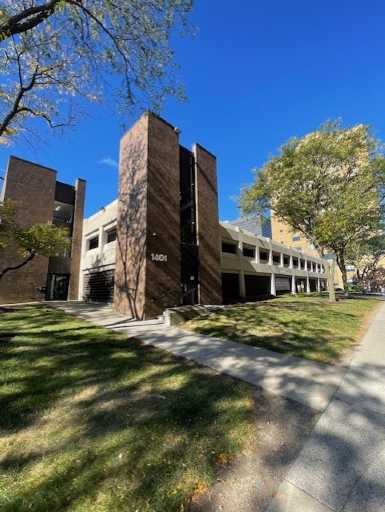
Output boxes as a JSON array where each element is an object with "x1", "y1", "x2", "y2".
[
  {"x1": 79, "y1": 200, "x2": 118, "y2": 300},
  {"x1": 194, "y1": 144, "x2": 222, "y2": 304},
  {"x1": 68, "y1": 179, "x2": 86, "y2": 300},
  {"x1": 220, "y1": 224, "x2": 328, "y2": 300},
  {"x1": 0, "y1": 157, "x2": 56, "y2": 303}
]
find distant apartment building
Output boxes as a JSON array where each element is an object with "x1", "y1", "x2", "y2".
[
  {"x1": 271, "y1": 213, "x2": 354, "y2": 288},
  {"x1": 0, "y1": 156, "x2": 85, "y2": 304}
]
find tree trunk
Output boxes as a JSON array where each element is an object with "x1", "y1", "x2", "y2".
[
  {"x1": 0, "y1": 251, "x2": 35, "y2": 281},
  {"x1": 336, "y1": 252, "x2": 349, "y2": 295},
  {"x1": 327, "y1": 258, "x2": 336, "y2": 303}
]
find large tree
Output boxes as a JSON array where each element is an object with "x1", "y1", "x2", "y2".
[
  {"x1": 241, "y1": 121, "x2": 385, "y2": 294},
  {"x1": 0, "y1": 201, "x2": 69, "y2": 280},
  {"x1": 0, "y1": 0, "x2": 192, "y2": 143},
  {"x1": 347, "y1": 234, "x2": 385, "y2": 290}
]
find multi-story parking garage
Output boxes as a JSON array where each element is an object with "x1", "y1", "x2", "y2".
[
  {"x1": 79, "y1": 112, "x2": 329, "y2": 318},
  {"x1": 1, "y1": 112, "x2": 329, "y2": 315},
  {"x1": 81, "y1": 203, "x2": 328, "y2": 311}
]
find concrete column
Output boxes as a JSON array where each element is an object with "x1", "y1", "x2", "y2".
[
  {"x1": 68, "y1": 178, "x2": 86, "y2": 301},
  {"x1": 289, "y1": 255, "x2": 293, "y2": 269},
  {"x1": 239, "y1": 270, "x2": 246, "y2": 299},
  {"x1": 304, "y1": 259, "x2": 308, "y2": 271},
  {"x1": 255, "y1": 245, "x2": 260, "y2": 264},
  {"x1": 298, "y1": 258, "x2": 301, "y2": 269},
  {"x1": 291, "y1": 275, "x2": 296, "y2": 295},
  {"x1": 306, "y1": 275, "x2": 311, "y2": 294},
  {"x1": 270, "y1": 273, "x2": 276, "y2": 296},
  {"x1": 268, "y1": 248, "x2": 273, "y2": 265},
  {"x1": 280, "y1": 252, "x2": 284, "y2": 267},
  {"x1": 98, "y1": 226, "x2": 104, "y2": 258},
  {"x1": 317, "y1": 277, "x2": 321, "y2": 293},
  {"x1": 238, "y1": 240, "x2": 243, "y2": 259}
]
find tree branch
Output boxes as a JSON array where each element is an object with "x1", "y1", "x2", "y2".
[
  {"x1": 0, "y1": 0, "x2": 61, "y2": 40},
  {"x1": 0, "y1": 250, "x2": 35, "y2": 280}
]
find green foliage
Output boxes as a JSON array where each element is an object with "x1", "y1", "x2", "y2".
[
  {"x1": 0, "y1": 201, "x2": 69, "y2": 278},
  {"x1": 16, "y1": 222, "x2": 69, "y2": 257},
  {"x1": 0, "y1": 0, "x2": 193, "y2": 143},
  {"x1": 241, "y1": 121, "x2": 385, "y2": 289},
  {"x1": 0, "y1": 200, "x2": 17, "y2": 248}
]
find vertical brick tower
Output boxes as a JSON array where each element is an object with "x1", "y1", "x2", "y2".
[{"x1": 114, "y1": 112, "x2": 222, "y2": 319}]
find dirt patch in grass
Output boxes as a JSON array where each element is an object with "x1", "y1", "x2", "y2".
[
  {"x1": 0, "y1": 306, "x2": 318, "y2": 512},
  {"x1": 183, "y1": 295, "x2": 380, "y2": 365}
]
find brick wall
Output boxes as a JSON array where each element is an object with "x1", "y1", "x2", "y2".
[
  {"x1": 145, "y1": 114, "x2": 181, "y2": 318},
  {"x1": 114, "y1": 114, "x2": 149, "y2": 318},
  {"x1": 0, "y1": 157, "x2": 56, "y2": 303},
  {"x1": 193, "y1": 144, "x2": 222, "y2": 305},
  {"x1": 114, "y1": 112, "x2": 182, "y2": 319}
]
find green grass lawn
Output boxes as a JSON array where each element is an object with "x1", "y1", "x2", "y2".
[
  {"x1": 0, "y1": 307, "x2": 257, "y2": 512},
  {"x1": 183, "y1": 295, "x2": 379, "y2": 365}
]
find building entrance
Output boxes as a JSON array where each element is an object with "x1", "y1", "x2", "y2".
[{"x1": 46, "y1": 274, "x2": 70, "y2": 300}]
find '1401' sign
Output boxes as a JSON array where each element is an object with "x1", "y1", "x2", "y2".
[{"x1": 151, "y1": 253, "x2": 168, "y2": 262}]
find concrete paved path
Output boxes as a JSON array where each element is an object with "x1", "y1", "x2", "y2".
[
  {"x1": 54, "y1": 301, "x2": 345, "y2": 412},
  {"x1": 269, "y1": 302, "x2": 385, "y2": 512}
]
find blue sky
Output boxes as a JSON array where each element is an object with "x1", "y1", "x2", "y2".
[{"x1": 2, "y1": 1, "x2": 385, "y2": 219}]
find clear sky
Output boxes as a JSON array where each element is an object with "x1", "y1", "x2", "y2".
[{"x1": 2, "y1": 1, "x2": 385, "y2": 220}]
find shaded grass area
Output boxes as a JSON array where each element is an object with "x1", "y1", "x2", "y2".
[
  {"x1": 183, "y1": 295, "x2": 379, "y2": 364},
  {"x1": 0, "y1": 307, "x2": 257, "y2": 512}
]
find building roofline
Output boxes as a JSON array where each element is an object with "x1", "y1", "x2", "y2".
[
  {"x1": 84, "y1": 198, "x2": 118, "y2": 222},
  {"x1": 220, "y1": 222, "x2": 326, "y2": 262},
  {"x1": 146, "y1": 111, "x2": 178, "y2": 132},
  {"x1": 193, "y1": 142, "x2": 217, "y2": 160},
  {"x1": 9, "y1": 155, "x2": 57, "y2": 174}
]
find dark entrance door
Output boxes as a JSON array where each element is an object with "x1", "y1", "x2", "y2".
[
  {"x1": 83, "y1": 270, "x2": 115, "y2": 302},
  {"x1": 47, "y1": 274, "x2": 70, "y2": 300},
  {"x1": 245, "y1": 274, "x2": 270, "y2": 299},
  {"x1": 222, "y1": 273, "x2": 240, "y2": 304}
]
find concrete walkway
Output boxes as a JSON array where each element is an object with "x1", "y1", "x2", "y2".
[
  {"x1": 55, "y1": 301, "x2": 345, "y2": 412},
  {"x1": 269, "y1": 302, "x2": 385, "y2": 512},
  {"x1": 54, "y1": 301, "x2": 385, "y2": 511}
]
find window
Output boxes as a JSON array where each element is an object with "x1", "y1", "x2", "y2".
[
  {"x1": 272, "y1": 253, "x2": 280, "y2": 265},
  {"x1": 222, "y1": 241, "x2": 237, "y2": 254},
  {"x1": 242, "y1": 245, "x2": 255, "y2": 258},
  {"x1": 53, "y1": 201, "x2": 74, "y2": 226},
  {"x1": 283, "y1": 255, "x2": 290, "y2": 266},
  {"x1": 88, "y1": 236, "x2": 99, "y2": 251},
  {"x1": 106, "y1": 227, "x2": 117, "y2": 244},
  {"x1": 259, "y1": 249, "x2": 269, "y2": 262},
  {"x1": 292, "y1": 235, "x2": 301, "y2": 241}
]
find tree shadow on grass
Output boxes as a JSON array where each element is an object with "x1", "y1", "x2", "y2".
[
  {"x1": 0, "y1": 307, "x2": 257, "y2": 512},
  {"x1": 184, "y1": 301, "x2": 372, "y2": 364},
  {"x1": 1, "y1": 306, "x2": 384, "y2": 512}
]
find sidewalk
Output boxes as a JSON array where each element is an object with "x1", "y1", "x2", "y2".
[
  {"x1": 54, "y1": 301, "x2": 345, "y2": 412},
  {"x1": 269, "y1": 302, "x2": 385, "y2": 512}
]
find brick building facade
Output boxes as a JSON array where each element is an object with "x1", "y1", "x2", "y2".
[
  {"x1": 0, "y1": 156, "x2": 86, "y2": 304},
  {"x1": 114, "y1": 112, "x2": 222, "y2": 319}
]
